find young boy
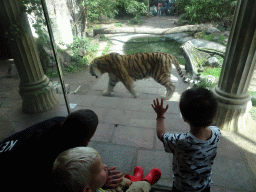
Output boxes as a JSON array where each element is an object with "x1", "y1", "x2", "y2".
[
  {"x1": 52, "y1": 147, "x2": 161, "y2": 192},
  {"x1": 152, "y1": 87, "x2": 221, "y2": 192}
]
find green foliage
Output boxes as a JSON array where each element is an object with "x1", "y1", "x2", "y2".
[
  {"x1": 176, "y1": 0, "x2": 192, "y2": 15},
  {"x1": 116, "y1": 0, "x2": 148, "y2": 18},
  {"x1": 184, "y1": 0, "x2": 237, "y2": 23},
  {"x1": 250, "y1": 107, "x2": 256, "y2": 120},
  {"x1": 99, "y1": 34, "x2": 108, "y2": 41},
  {"x1": 125, "y1": 0, "x2": 147, "y2": 16},
  {"x1": 22, "y1": 0, "x2": 48, "y2": 42},
  {"x1": 127, "y1": 15, "x2": 144, "y2": 25},
  {"x1": 46, "y1": 71, "x2": 59, "y2": 78},
  {"x1": 64, "y1": 36, "x2": 98, "y2": 73},
  {"x1": 67, "y1": 36, "x2": 89, "y2": 62},
  {"x1": 102, "y1": 40, "x2": 112, "y2": 56},
  {"x1": 201, "y1": 33, "x2": 214, "y2": 41},
  {"x1": 80, "y1": 0, "x2": 118, "y2": 22},
  {"x1": 250, "y1": 91, "x2": 256, "y2": 107},
  {"x1": 196, "y1": 32, "x2": 226, "y2": 45},
  {"x1": 217, "y1": 35, "x2": 225, "y2": 45},
  {"x1": 193, "y1": 78, "x2": 217, "y2": 89},
  {"x1": 114, "y1": 23, "x2": 123, "y2": 27},
  {"x1": 201, "y1": 67, "x2": 221, "y2": 79}
]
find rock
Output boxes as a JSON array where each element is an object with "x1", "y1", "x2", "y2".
[
  {"x1": 95, "y1": 34, "x2": 101, "y2": 41},
  {"x1": 223, "y1": 38, "x2": 229, "y2": 45},
  {"x1": 45, "y1": 0, "x2": 73, "y2": 45},
  {"x1": 86, "y1": 31, "x2": 93, "y2": 38},
  {"x1": 222, "y1": 31, "x2": 230, "y2": 37},
  {"x1": 206, "y1": 57, "x2": 221, "y2": 67},
  {"x1": 189, "y1": 39, "x2": 226, "y2": 57},
  {"x1": 7, "y1": 64, "x2": 19, "y2": 79},
  {"x1": 35, "y1": 38, "x2": 72, "y2": 73},
  {"x1": 165, "y1": 32, "x2": 194, "y2": 44},
  {"x1": 78, "y1": 47, "x2": 86, "y2": 57},
  {"x1": 204, "y1": 75, "x2": 216, "y2": 84},
  {"x1": 206, "y1": 27, "x2": 221, "y2": 34},
  {"x1": 213, "y1": 36, "x2": 219, "y2": 42},
  {"x1": 180, "y1": 40, "x2": 225, "y2": 81},
  {"x1": 52, "y1": 81, "x2": 70, "y2": 94}
]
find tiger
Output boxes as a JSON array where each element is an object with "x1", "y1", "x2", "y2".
[{"x1": 89, "y1": 52, "x2": 189, "y2": 99}]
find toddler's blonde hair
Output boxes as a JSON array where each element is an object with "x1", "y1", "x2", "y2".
[{"x1": 52, "y1": 147, "x2": 99, "y2": 192}]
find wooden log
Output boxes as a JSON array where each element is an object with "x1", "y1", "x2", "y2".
[
  {"x1": 180, "y1": 41, "x2": 211, "y2": 75},
  {"x1": 93, "y1": 24, "x2": 212, "y2": 36}
]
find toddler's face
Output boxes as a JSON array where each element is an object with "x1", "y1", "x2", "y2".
[{"x1": 89, "y1": 156, "x2": 108, "y2": 190}]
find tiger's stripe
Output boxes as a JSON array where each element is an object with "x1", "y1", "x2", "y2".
[{"x1": 89, "y1": 52, "x2": 191, "y2": 99}]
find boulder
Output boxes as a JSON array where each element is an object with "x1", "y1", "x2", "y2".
[
  {"x1": 206, "y1": 27, "x2": 221, "y2": 34},
  {"x1": 180, "y1": 40, "x2": 226, "y2": 80},
  {"x1": 222, "y1": 31, "x2": 230, "y2": 37},
  {"x1": 206, "y1": 57, "x2": 222, "y2": 67},
  {"x1": 36, "y1": 38, "x2": 72, "y2": 74},
  {"x1": 45, "y1": 0, "x2": 73, "y2": 46},
  {"x1": 189, "y1": 39, "x2": 226, "y2": 57},
  {"x1": 7, "y1": 64, "x2": 19, "y2": 79},
  {"x1": 223, "y1": 38, "x2": 229, "y2": 45}
]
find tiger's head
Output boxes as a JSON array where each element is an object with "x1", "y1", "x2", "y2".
[{"x1": 89, "y1": 59, "x2": 102, "y2": 79}]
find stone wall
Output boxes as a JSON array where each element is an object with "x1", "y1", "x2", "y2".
[{"x1": 45, "y1": 0, "x2": 73, "y2": 46}]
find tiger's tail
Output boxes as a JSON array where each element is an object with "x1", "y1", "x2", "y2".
[
  {"x1": 167, "y1": 54, "x2": 197, "y2": 84},
  {"x1": 166, "y1": 54, "x2": 184, "y2": 78}
]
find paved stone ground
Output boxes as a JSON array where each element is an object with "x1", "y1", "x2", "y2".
[{"x1": 1, "y1": 16, "x2": 256, "y2": 192}]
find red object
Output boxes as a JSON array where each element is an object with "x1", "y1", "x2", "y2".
[
  {"x1": 124, "y1": 166, "x2": 144, "y2": 181},
  {"x1": 142, "y1": 168, "x2": 161, "y2": 185}
]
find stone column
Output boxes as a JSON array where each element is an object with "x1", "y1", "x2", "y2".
[
  {"x1": 212, "y1": 0, "x2": 256, "y2": 132},
  {"x1": 0, "y1": 0, "x2": 59, "y2": 113}
]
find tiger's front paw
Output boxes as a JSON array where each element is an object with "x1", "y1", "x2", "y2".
[{"x1": 102, "y1": 90, "x2": 111, "y2": 96}]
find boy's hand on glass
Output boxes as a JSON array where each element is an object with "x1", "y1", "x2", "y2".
[
  {"x1": 103, "y1": 166, "x2": 124, "y2": 189},
  {"x1": 151, "y1": 98, "x2": 169, "y2": 117}
]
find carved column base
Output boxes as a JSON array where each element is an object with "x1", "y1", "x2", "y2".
[
  {"x1": 212, "y1": 87, "x2": 253, "y2": 132},
  {"x1": 19, "y1": 75, "x2": 59, "y2": 113}
]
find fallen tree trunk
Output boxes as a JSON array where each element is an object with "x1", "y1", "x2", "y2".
[
  {"x1": 93, "y1": 24, "x2": 212, "y2": 36},
  {"x1": 180, "y1": 41, "x2": 210, "y2": 75}
]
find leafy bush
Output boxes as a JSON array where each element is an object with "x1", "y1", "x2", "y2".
[
  {"x1": 64, "y1": 36, "x2": 98, "y2": 72},
  {"x1": 80, "y1": 0, "x2": 118, "y2": 22},
  {"x1": 67, "y1": 36, "x2": 89, "y2": 62},
  {"x1": 176, "y1": 0, "x2": 192, "y2": 15},
  {"x1": 125, "y1": 0, "x2": 147, "y2": 16},
  {"x1": 184, "y1": 0, "x2": 237, "y2": 24},
  {"x1": 127, "y1": 15, "x2": 144, "y2": 25}
]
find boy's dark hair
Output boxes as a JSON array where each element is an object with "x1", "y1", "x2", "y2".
[
  {"x1": 61, "y1": 109, "x2": 98, "y2": 142},
  {"x1": 179, "y1": 88, "x2": 218, "y2": 128}
]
